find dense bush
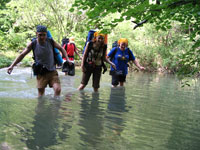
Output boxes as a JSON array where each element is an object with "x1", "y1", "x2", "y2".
[{"x1": 0, "y1": 55, "x2": 13, "y2": 68}]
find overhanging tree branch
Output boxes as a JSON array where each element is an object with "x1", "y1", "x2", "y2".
[
  {"x1": 168, "y1": 0, "x2": 194, "y2": 8},
  {"x1": 132, "y1": 20, "x2": 148, "y2": 30},
  {"x1": 132, "y1": 0, "x2": 196, "y2": 30}
]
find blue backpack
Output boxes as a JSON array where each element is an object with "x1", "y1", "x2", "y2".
[
  {"x1": 112, "y1": 41, "x2": 118, "y2": 49},
  {"x1": 82, "y1": 30, "x2": 96, "y2": 55}
]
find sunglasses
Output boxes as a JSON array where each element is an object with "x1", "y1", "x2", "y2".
[{"x1": 38, "y1": 33, "x2": 47, "y2": 37}]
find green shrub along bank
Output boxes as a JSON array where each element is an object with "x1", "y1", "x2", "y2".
[
  {"x1": 0, "y1": 22, "x2": 193, "y2": 75},
  {"x1": 107, "y1": 21, "x2": 193, "y2": 74},
  {"x1": 0, "y1": 52, "x2": 32, "y2": 68},
  {"x1": 0, "y1": 0, "x2": 197, "y2": 75},
  {"x1": 0, "y1": 55, "x2": 13, "y2": 68}
]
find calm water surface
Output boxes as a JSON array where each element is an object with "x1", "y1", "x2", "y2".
[{"x1": 0, "y1": 67, "x2": 200, "y2": 150}]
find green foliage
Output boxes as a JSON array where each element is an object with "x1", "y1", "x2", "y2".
[
  {"x1": 0, "y1": 0, "x2": 89, "y2": 53},
  {"x1": 21, "y1": 55, "x2": 33, "y2": 67},
  {"x1": 72, "y1": 0, "x2": 199, "y2": 34},
  {"x1": 0, "y1": 55, "x2": 13, "y2": 68},
  {"x1": 0, "y1": 0, "x2": 11, "y2": 9},
  {"x1": 0, "y1": 51, "x2": 33, "y2": 68},
  {"x1": 0, "y1": 52, "x2": 14, "y2": 68},
  {"x1": 7, "y1": 0, "x2": 88, "y2": 41},
  {"x1": 72, "y1": 0, "x2": 200, "y2": 76},
  {"x1": 107, "y1": 20, "x2": 193, "y2": 73},
  {"x1": 0, "y1": 0, "x2": 199, "y2": 78}
]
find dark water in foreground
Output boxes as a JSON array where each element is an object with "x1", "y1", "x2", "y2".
[{"x1": 0, "y1": 67, "x2": 200, "y2": 150}]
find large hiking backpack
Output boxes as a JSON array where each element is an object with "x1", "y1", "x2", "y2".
[
  {"x1": 82, "y1": 30, "x2": 96, "y2": 55},
  {"x1": 82, "y1": 30, "x2": 109, "y2": 55},
  {"x1": 112, "y1": 41, "x2": 118, "y2": 48},
  {"x1": 61, "y1": 38, "x2": 69, "y2": 47},
  {"x1": 65, "y1": 43, "x2": 75, "y2": 57},
  {"x1": 47, "y1": 31, "x2": 63, "y2": 65},
  {"x1": 62, "y1": 38, "x2": 76, "y2": 60}
]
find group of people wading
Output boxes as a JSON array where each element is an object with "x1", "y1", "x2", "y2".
[{"x1": 7, "y1": 25, "x2": 145, "y2": 97}]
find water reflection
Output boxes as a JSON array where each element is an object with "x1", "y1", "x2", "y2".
[
  {"x1": 26, "y1": 98, "x2": 64, "y2": 150},
  {"x1": 166, "y1": 97, "x2": 200, "y2": 150},
  {"x1": 1, "y1": 68, "x2": 200, "y2": 149},
  {"x1": 106, "y1": 87, "x2": 127, "y2": 136},
  {"x1": 65, "y1": 92, "x2": 73, "y2": 102},
  {"x1": 78, "y1": 92, "x2": 104, "y2": 148}
]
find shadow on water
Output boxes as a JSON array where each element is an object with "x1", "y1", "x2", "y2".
[
  {"x1": 1, "y1": 68, "x2": 200, "y2": 149},
  {"x1": 25, "y1": 97, "x2": 70, "y2": 150},
  {"x1": 77, "y1": 87, "x2": 129, "y2": 149},
  {"x1": 78, "y1": 92, "x2": 104, "y2": 148},
  {"x1": 106, "y1": 87, "x2": 127, "y2": 136}
]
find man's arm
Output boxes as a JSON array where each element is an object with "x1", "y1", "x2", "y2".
[
  {"x1": 53, "y1": 40, "x2": 70, "y2": 62},
  {"x1": 7, "y1": 42, "x2": 32, "y2": 74}
]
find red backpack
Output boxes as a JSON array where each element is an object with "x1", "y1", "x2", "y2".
[
  {"x1": 67, "y1": 43, "x2": 75, "y2": 56},
  {"x1": 63, "y1": 43, "x2": 76, "y2": 60}
]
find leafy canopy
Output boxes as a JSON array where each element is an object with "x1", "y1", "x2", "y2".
[
  {"x1": 72, "y1": 0, "x2": 200, "y2": 76},
  {"x1": 72, "y1": 0, "x2": 199, "y2": 34}
]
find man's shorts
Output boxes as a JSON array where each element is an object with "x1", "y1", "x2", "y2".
[{"x1": 37, "y1": 70, "x2": 60, "y2": 89}]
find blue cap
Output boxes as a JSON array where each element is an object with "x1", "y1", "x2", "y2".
[{"x1": 36, "y1": 25, "x2": 47, "y2": 32}]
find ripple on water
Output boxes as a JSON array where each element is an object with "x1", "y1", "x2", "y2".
[{"x1": 0, "y1": 69, "x2": 200, "y2": 150}]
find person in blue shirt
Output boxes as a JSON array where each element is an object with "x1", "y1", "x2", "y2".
[{"x1": 108, "y1": 38, "x2": 145, "y2": 87}]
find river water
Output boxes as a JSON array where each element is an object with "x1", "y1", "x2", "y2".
[{"x1": 0, "y1": 67, "x2": 200, "y2": 150}]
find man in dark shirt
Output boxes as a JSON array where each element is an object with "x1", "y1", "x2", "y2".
[{"x1": 7, "y1": 25, "x2": 71, "y2": 97}]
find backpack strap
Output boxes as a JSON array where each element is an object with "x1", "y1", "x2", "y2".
[
  {"x1": 110, "y1": 47, "x2": 118, "y2": 61},
  {"x1": 63, "y1": 43, "x2": 67, "y2": 51},
  {"x1": 109, "y1": 47, "x2": 134, "y2": 61},
  {"x1": 31, "y1": 38, "x2": 37, "y2": 61},
  {"x1": 49, "y1": 38, "x2": 55, "y2": 50},
  {"x1": 72, "y1": 43, "x2": 76, "y2": 52},
  {"x1": 101, "y1": 44, "x2": 107, "y2": 74},
  {"x1": 85, "y1": 42, "x2": 93, "y2": 59},
  {"x1": 49, "y1": 38, "x2": 58, "y2": 65},
  {"x1": 127, "y1": 48, "x2": 134, "y2": 61},
  {"x1": 31, "y1": 38, "x2": 56, "y2": 63}
]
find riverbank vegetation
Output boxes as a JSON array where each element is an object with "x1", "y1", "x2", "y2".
[{"x1": 0, "y1": 0, "x2": 199, "y2": 77}]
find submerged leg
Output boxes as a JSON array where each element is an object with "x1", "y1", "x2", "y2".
[
  {"x1": 78, "y1": 84, "x2": 86, "y2": 90},
  {"x1": 93, "y1": 87, "x2": 99, "y2": 92},
  {"x1": 38, "y1": 88, "x2": 45, "y2": 97},
  {"x1": 53, "y1": 83, "x2": 61, "y2": 96},
  {"x1": 119, "y1": 82, "x2": 124, "y2": 87}
]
